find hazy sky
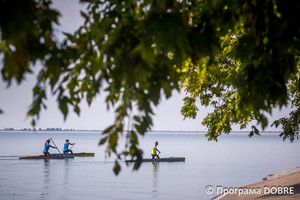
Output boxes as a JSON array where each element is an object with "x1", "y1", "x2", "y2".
[{"x1": 0, "y1": 0, "x2": 292, "y2": 131}]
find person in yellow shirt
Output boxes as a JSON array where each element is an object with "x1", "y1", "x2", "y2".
[{"x1": 151, "y1": 141, "x2": 161, "y2": 159}]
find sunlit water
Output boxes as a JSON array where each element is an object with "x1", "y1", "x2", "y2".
[{"x1": 0, "y1": 131, "x2": 299, "y2": 200}]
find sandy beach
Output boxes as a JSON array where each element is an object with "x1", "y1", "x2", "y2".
[{"x1": 213, "y1": 166, "x2": 300, "y2": 200}]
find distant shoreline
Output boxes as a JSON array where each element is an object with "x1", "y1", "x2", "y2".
[{"x1": 0, "y1": 129, "x2": 281, "y2": 134}]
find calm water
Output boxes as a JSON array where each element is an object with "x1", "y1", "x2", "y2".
[{"x1": 0, "y1": 131, "x2": 299, "y2": 200}]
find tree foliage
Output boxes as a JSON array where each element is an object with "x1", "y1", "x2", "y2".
[
  {"x1": 272, "y1": 68, "x2": 300, "y2": 142},
  {"x1": 180, "y1": 0, "x2": 300, "y2": 141},
  {"x1": 0, "y1": 0, "x2": 60, "y2": 84},
  {"x1": 1, "y1": 0, "x2": 300, "y2": 174}
]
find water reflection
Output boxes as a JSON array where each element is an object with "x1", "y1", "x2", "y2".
[
  {"x1": 43, "y1": 160, "x2": 50, "y2": 188},
  {"x1": 64, "y1": 159, "x2": 69, "y2": 190},
  {"x1": 40, "y1": 159, "x2": 71, "y2": 199},
  {"x1": 152, "y1": 162, "x2": 159, "y2": 193},
  {"x1": 40, "y1": 160, "x2": 50, "y2": 199}
]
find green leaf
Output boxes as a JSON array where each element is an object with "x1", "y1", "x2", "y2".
[
  {"x1": 249, "y1": 126, "x2": 260, "y2": 137},
  {"x1": 99, "y1": 136, "x2": 108, "y2": 145},
  {"x1": 74, "y1": 105, "x2": 80, "y2": 116},
  {"x1": 133, "y1": 116, "x2": 141, "y2": 123},
  {"x1": 133, "y1": 158, "x2": 142, "y2": 171},
  {"x1": 249, "y1": 131, "x2": 254, "y2": 138},
  {"x1": 31, "y1": 119, "x2": 36, "y2": 127},
  {"x1": 113, "y1": 161, "x2": 121, "y2": 175},
  {"x1": 103, "y1": 125, "x2": 114, "y2": 134},
  {"x1": 108, "y1": 132, "x2": 119, "y2": 153},
  {"x1": 59, "y1": 97, "x2": 69, "y2": 120}
]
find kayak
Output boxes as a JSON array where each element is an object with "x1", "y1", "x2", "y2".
[
  {"x1": 52, "y1": 152, "x2": 95, "y2": 157},
  {"x1": 142, "y1": 157, "x2": 185, "y2": 162},
  {"x1": 19, "y1": 155, "x2": 74, "y2": 159},
  {"x1": 127, "y1": 157, "x2": 185, "y2": 162}
]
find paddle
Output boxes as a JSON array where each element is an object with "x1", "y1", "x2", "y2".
[{"x1": 50, "y1": 138, "x2": 63, "y2": 156}]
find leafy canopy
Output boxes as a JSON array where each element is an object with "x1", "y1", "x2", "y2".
[{"x1": 1, "y1": 0, "x2": 299, "y2": 174}]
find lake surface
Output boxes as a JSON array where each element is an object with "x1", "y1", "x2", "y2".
[{"x1": 0, "y1": 131, "x2": 299, "y2": 200}]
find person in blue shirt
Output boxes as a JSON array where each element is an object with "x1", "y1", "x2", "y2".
[
  {"x1": 63, "y1": 139, "x2": 75, "y2": 154},
  {"x1": 43, "y1": 138, "x2": 57, "y2": 156}
]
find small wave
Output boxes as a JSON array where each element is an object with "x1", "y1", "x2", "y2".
[
  {"x1": 0, "y1": 155, "x2": 19, "y2": 157},
  {"x1": 0, "y1": 156, "x2": 20, "y2": 160}
]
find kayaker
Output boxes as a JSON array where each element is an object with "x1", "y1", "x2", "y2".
[
  {"x1": 43, "y1": 138, "x2": 57, "y2": 156},
  {"x1": 63, "y1": 139, "x2": 75, "y2": 154},
  {"x1": 151, "y1": 141, "x2": 161, "y2": 159}
]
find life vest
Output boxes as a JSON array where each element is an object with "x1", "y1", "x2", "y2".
[
  {"x1": 64, "y1": 142, "x2": 69, "y2": 151},
  {"x1": 152, "y1": 146, "x2": 156, "y2": 155}
]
